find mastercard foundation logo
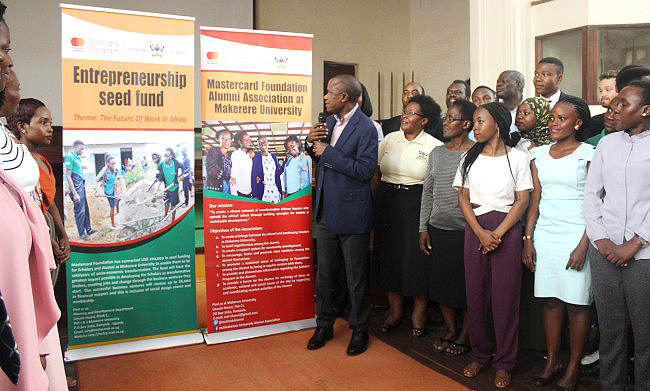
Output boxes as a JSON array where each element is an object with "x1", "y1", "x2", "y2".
[
  {"x1": 71, "y1": 37, "x2": 85, "y2": 47},
  {"x1": 206, "y1": 51, "x2": 218, "y2": 60}
]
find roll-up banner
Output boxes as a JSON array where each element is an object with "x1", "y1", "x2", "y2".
[
  {"x1": 61, "y1": 4, "x2": 201, "y2": 360},
  {"x1": 200, "y1": 27, "x2": 316, "y2": 344}
]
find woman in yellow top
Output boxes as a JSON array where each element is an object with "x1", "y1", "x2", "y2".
[{"x1": 374, "y1": 95, "x2": 443, "y2": 336}]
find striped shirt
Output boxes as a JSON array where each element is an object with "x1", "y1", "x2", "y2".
[
  {"x1": 419, "y1": 145, "x2": 466, "y2": 231},
  {"x1": 0, "y1": 123, "x2": 41, "y2": 195}
]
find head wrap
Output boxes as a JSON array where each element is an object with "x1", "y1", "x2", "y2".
[{"x1": 520, "y1": 97, "x2": 552, "y2": 146}]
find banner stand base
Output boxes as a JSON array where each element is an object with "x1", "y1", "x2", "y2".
[
  {"x1": 203, "y1": 318, "x2": 316, "y2": 345},
  {"x1": 65, "y1": 330, "x2": 205, "y2": 361}
]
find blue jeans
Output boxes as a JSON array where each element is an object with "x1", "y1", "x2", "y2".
[{"x1": 70, "y1": 173, "x2": 92, "y2": 237}]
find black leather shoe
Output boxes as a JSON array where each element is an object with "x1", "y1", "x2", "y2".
[
  {"x1": 532, "y1": 366, "x2": 563, "y2": 386},
  {"x1": 551, "y1": 382, "x2": 577, "y2": 391},
  {"x1": 307, "y1": 327, "x2": 333, "y2": 350},
  {"x1": 346, "y1": 328, "x2": 369, "y2": 356},
  {"x1": 86, "y1": 229, "x2": 97, "y2": 236}
]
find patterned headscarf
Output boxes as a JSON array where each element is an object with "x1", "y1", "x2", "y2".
[{"x1": 520, "y1": 97, "x2": 552, "y2": 146}]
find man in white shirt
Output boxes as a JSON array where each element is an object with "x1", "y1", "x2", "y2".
[
  {"x1": 230, "y1": 132, "x2": 254, "y2": 197},
  {"x1": 496, "y1": 70, "x2": 525, "y2": 133},
  {"x1": 534, "y1": 57, "x2": 567, "y2": 109}
]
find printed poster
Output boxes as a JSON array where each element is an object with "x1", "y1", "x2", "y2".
[
  {"x1": 61, "y1": 4, "x2": 200, "y2": 358},
  {"x1": 200, "y1": 27, "x2": 316, "y2": 343}
]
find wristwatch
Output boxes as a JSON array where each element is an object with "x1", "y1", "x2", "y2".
[{"x1": 635, "y1": 233, "x2": 649, "y2": 248}]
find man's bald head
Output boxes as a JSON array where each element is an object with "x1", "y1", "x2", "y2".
[
  {"x1": 324, "y1": 74, "x2": 362, "y2": 115},
  {"x1": 402, "y1": 82, "x2": 425, "y2": 107},
  {"x1": 330, "y1": 74, "x2": 362, "y2": 103},
  {"x1": 496, "y1": 70, "x2": 525, "y2": 101}
]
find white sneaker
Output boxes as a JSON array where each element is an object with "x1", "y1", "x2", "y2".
[{"x1": 581, "y1": 350, "x2": 599, "y2": 365}]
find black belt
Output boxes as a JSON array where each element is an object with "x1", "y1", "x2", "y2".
[{"x1": 381, "y1": 181, "x2": 422, "y2": 191}]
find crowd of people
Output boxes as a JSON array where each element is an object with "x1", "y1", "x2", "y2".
[
  {"x1": 205, "y1": 130, "x2": 312, "y2": 202},
  {"x1": 306, "y1": 61, "x2": 650, "y2": 391},
  {"x1": 1, "y1": 0, "x2": 649, "y2": 388}
]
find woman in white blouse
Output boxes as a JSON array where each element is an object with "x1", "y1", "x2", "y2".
[{"x1": 453, "y1": 102, "x2": 533, "y2": 388}]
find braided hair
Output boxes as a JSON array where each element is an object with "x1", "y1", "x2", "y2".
[
  {"x1": 460, "y1": 102, "x2": 512, "y2": 184},
  {"x1": 557, "y1": 95, "x2": 591, "y2": 137}
]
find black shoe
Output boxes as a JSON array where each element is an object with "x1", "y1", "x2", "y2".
[
  {"x1": 307, "y1": 327, "x2": 333, "y2": 350},
  {"x1": 551, "y1": 381, "x2": 577, "y2": 391},
  {"x1": 86, "y1": 229, "x2": 97, "y2": 235},
  {"x1": 532, "y1": 366, "x2": 563, "y2": 386},
  {"x1": 346, "y1": 328, "x2": 369, "y2": 356}
]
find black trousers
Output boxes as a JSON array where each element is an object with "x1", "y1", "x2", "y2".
[
  {"x1": 315, "y1": 218, "x2": 369, "y2": 329},
  {"x1": 589, "y1": 245, "x2": 650, "y2": 391}
]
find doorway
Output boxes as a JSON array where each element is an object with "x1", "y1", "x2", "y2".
[{"x1": 323, "y1": 61, "x2": 356, "y2": 112}]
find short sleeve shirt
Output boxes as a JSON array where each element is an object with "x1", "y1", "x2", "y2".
[
  {"x1": 64, "y1": 152, "x2": 83, "y2": 177},
  {"x1": 378, "y1": 130, "x2": 443, "y2": 185},
  {"x1": 453, "y1": 147, "x2": 533, "y2": 216},
  {"x1": 161, "y1": 161, "x2": 178, "y2": 191}
]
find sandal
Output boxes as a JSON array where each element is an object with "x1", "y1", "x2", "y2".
[
  {"x1": 411, "y1": 327, "x2": 426, "y2": 338},
  {"x1": 433, "y1": 338, "x2": 453, "y2": 353},
  {"x1": 67, "y1": 376, "x2": 78, "y2": 388},
  {"x1": 495, "y1": 370, "x2": 511, "y2": 388},
  {"x1": 445, "y1": 342, "x2": 470, "y2": 355},
  {"x1": 463, "y1": 362, "x2": 485, "y2": 378}
]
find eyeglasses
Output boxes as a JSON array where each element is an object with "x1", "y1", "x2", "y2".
[
  {"x1": 401, "y1": 110, "x2": 424, "y2": 117},
  {"x1": 443, "y1": 116, "x2": 465, "y2": 123}
]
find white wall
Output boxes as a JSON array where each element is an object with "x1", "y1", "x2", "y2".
[
  {"x1": 4, "y1": 0, "x2": 253, "y2": 127},
  {"x1": 470, "y1": 0, "x2": 536, "y2": 99},
  {"x1": 471, "y1": 0, "x2": 650, "y2": 101},
  {"x1": 410, "y1": 0, "x2": 470, "y2": 111},
  {"x1": 255, "y1": 0, "x2": 411, "y2": 122}
]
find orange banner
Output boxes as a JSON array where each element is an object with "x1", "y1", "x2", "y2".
[
  {"x1": 201, "y1": 71, "x2": 311, "y2": 123},
  {"x1": 62, "y1": 59, "x2": 193, "y2": 129}
]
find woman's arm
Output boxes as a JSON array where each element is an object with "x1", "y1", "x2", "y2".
[
  {"x1": 458, "y1": 187, "x2": 500, "y2": 252},
  {"x1": 48, "y1": 202, "x2": 70, "y2": 263},
  {"x1": 522, "y1": 161, "x2": 541, "y2": 271},
  {"x1": 566, "y1": 161, "x2": 591, "y2": 270},
  {"x1": 493, "y1": 189, "x2": 530, "y2": 240},
  {"x1": 418, "y1": 153, "x2": 435, "y2": 255}
]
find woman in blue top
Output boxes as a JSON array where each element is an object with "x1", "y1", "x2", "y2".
[
  {"x1": 95, "y1": 155, "x2": 122, "y2": 228},
  {"x1": 523, "y1": 96, "x2": 594, "y2": 390}
]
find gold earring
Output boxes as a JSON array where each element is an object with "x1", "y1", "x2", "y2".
[{"x1": 574, "y1": 125, "x2": 579, "y2": 130}]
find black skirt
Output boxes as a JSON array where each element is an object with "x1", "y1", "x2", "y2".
[
  {"x1": 427, "y1": 225, "x2": 467, "y2": 309},
  {"x1": 375, "y1": 182, "x2": 427, "y2": 296}
]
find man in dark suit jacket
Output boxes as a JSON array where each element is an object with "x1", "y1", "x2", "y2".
[
  {"x1": 381, "y1": 81, "x2": 424, "y2": 136},
  {"x1": 533, "y1": 56, "x2": 568, "y2": 109},
  {"x1": 305, "y1": 74, "x2": 377, "y2": 356}
]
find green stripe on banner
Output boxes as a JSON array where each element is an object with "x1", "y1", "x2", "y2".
[{"x1": 203, "y1": 186, "x2": 311, "y2": 202}]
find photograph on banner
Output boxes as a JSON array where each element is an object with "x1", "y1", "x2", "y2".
[
  {"x1": 202, "y1": 121, "x2": 312, "y2": 202},
  {"x1": 63, "y1": 130, "x2": 194, "y2": 244}
]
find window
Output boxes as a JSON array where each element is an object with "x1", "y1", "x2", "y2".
[
  {"x1": 538, "y1": 29, "x2": 583, "y2": 98},
  {"x1": 536, "y1": 24, "x2": 650, "y2": 105},
  {"x1": 600, "y1": 27, "x2": 650, "y2": 73}
]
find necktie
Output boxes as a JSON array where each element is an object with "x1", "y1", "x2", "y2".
[{"x1": 0, "y1": 292, "x2": 20, "y2": 385}]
